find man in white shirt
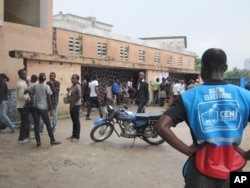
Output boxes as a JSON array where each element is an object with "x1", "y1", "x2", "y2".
[
  {"x1": 179, "y1": 80, "x2": 186, "y2": 94},
  {"x1": 16, "y1": 69, "x2": 30, "y2": 143},
  {"x1": 86, "y1": 75, "x2": 103, "y2": 120},
  {"x1": 172, "y1": 80, "x2": 180, "y2": 99}
]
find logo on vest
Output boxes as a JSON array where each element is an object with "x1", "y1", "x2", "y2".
[{"x1": 198, "y1": 100, "x2": 240, "y2": 132}]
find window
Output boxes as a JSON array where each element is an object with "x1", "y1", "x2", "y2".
[
  {"x1": 178, "y1": 57, "x2": 183, "y2": 66},
  {"x1": 139, "y1": 50, "x2": 145, "y2": 62},
  {"x1": 187, "y1": 59, "x2": 192, "y2": 67},
  {"x1": 167, "y1": 55, "x2": 173, "y2": 65},
  {"x1": 74, "y1": 39, "x2": 81, "y2": 54},
  {"x1": 120, "y1": 46, "x2": 129, "y2": 61},
  {"x1": 154, "y1": 52, "x2": 160, "y2": 63},
  {"x1": 68, "y1": 37, "x2": 82, "y2": 54},
  {"x1": 68, "y1": 37, "x2": 74, "y2": 53},
  {"x1": 97, "y1": 42, "x2": 107, "y2": 57}
]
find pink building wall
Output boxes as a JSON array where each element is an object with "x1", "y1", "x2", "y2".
[{"x1": 0, "y1": 0, "x2": 53, "y2": 88}]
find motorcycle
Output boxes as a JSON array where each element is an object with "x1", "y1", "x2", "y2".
[{"x1": 90, "y1": 105, "x2": 165, "y2": 146}]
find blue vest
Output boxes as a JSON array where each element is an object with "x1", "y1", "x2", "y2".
[{"x1": 181, "y1": 84, "x2": 250, "y2": 146}]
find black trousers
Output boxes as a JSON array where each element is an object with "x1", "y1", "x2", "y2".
[
  {"x1": 86, "y1": 97, "x2": 103, "y2": 118},
  {"x1": 153, "y1": 90, "x2": 159, "y2": 104},
  {"x1": 17, "y1": 108, "x2": 30, "y2": 141},
  {"x1": 32, "y1": 108, "x2": 55, "y2": 144},
  {"x1": 70, "y1": 105, "x2": 81, "y2": 139},
  {"x1": 136, "y1": 102, "x2": 145, "y2": 113},
  {"x1": 185, "y1": 157, "x2": 230, "y2": 188},
  {"x1": 114, "y1": 93, "x2": 121, "y2": 105}
]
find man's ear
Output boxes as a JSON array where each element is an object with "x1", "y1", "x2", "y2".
[{"x1": 223, "y1": 64, "x2": 228, "y2": 72}]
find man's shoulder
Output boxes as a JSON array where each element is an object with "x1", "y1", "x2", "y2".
[{"x1": 16, "y1": 79, "x2": 27, "y2": 88}]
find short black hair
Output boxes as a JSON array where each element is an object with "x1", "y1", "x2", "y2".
[
  {"x1": 18, "y1": 69, "x2": 25, "y2": 78},
  {"x1": 31, "y1": 74, "x2": 38, "y2": 83},
  {"x1": 201, "y1": 48, "x2": 227, "y2": 69},
  {"x1": 73, "y1": 74, "x2": 80, "y2": 81},
  {"x1": 39, "y1": 73, "x2": 46, "y2": 82},
  {"x1": 50, "y1": 72, "x2": 56, "y2": 76}
]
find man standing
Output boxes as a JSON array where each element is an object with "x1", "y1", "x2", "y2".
[
  {"x1": 0, "y1": 74, "x2": 15, "y2": 133},
  {"x1": 16, "y1": 69, "x2": 30, "y2": 143},
  {"x1": 179, "y1": 80, "x2": 186, "y2": 94},
  {"x1": 156, "y1": 48, "x2": 250, "y2": 188},
  {"x1": 112, "y1": 79, "x2": 121, "y2": 106},
  {"x1": 150, "y1": 78, "x2": 160, "y2": 105},
  {"x1": 46, "y1": 72, "x2": 60, "y2": 134},
  {"x1": 134, "y1": 72, "x2": 149, "y2": 113},
  {"x1": 86, "y1": 75, "x2": 103, "y2": 120},
  {"x1": 172, "y1": 80, "x2": 180, "y2": 99},
  {"x1": 159, "y1": 77, "x2": 167, "y2": 107},
  {"x1": 28, "y1": 73, "x2": 61, "y2": 147}
]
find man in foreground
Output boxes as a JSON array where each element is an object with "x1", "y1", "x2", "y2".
[{"x1": 156, "y1": 48, "x2": 250, "y2": 188}]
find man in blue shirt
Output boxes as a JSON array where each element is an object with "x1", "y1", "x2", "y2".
[
  {"x1": 112, "y1": 79, "x2": 121, "y2": 106},
  {"x1": 156, "y1": 48, "x2": 250, "y2": 188}
]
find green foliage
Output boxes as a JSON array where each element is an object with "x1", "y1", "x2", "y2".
[
  {"x1": 224, "y1": 67, "x2": 250, "y2": 79},
  {"x1": 195, "y1": 57, "x2": 201, "y2": 71}
]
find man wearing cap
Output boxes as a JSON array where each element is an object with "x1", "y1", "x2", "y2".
[{"x1": 156, "y1": 48, "x2": 250, "y2": 188}]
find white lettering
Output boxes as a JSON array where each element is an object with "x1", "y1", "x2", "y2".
[
  {"x1": 220, "y1": 110, "x2": 237, "y2": 118},
  {"x1": 234, "y1": 176, "x2": 241, "y2": 183},
  {"x1": 209, "y1": 88, "x2": 225, "y2": 94},
  {"x1": 204, "y1": 92, "x2": 232, "y2": 101},
  {"x1": 234, "y1": 176, "x2": 247, "y2": 183}
]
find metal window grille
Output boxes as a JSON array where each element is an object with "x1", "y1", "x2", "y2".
[
  {"x1": 97, "y1": 42, "x2": 107, "y2": 57},
  {"x1": 154, "y1": 52, "x2": 160, "y2": 63},
  {"x1": 68, "y1": 37, "x2": 82, "y2": 54},
  {"x1": 178, "y1": 57, "x2": 183, "y2": 66},
  {"x1": 139, "y1": 50, "x2": 145, "y2": 61},
  {"x1": 120, "y1": 46, "x2": 128, "y2": 61},
  {"x1": 167, "y1": 55, "x2": 173, "y2": 65},
  {"x1": 187, "y1": 59, "x2": 192, "y2": 67}
]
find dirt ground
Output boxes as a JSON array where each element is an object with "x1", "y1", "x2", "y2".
[{"x1": 0, "y1": 106, "x2": 250, "y2": 188}]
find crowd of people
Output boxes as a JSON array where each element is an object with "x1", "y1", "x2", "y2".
[
  {"x1": 150, "y1": 76, "x2": 200, "y2": 108},
  {"x1": 1, "y1": 69, "x2": 201, "y2": 146},
  {"x1": 0, "y1": 70, "x2": 62, "y2": 147}
]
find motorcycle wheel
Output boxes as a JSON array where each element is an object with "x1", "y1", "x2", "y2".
[
  {"x1": 90, "y1": 123, "x2": 114, "y2": 142},
  {"x1": 143, "y1": 136, "x2": 165, "y2": 145},
  {"x1": 142, "y1": 129, "x2": 165, "y2": 145}
]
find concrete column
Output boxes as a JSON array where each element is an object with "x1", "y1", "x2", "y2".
[
  {"x1": 40, "y1": 0, "x2": 48, "y2": 28},
  {"x1": 0, "y1": 0, "x2": 3, "y2": 26}
]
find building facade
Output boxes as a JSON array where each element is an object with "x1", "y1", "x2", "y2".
[
  {"x1": 1, "y1": 0, "x2": 199, "y2": 121},
  {"x1": 139, "y1": 36, "x2": 187, "y2": 50}
]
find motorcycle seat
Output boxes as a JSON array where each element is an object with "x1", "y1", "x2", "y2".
[{"x1": 135, "y1": 112, "x2": 163, "y2": 120}]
